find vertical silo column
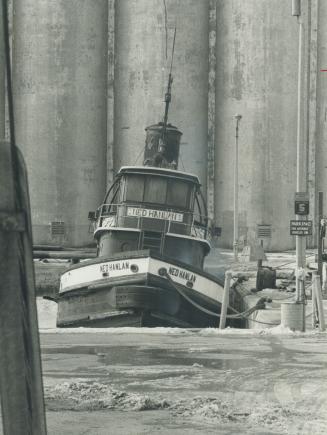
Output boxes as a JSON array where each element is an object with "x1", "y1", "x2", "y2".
[
  {"x1": 0, "y1": 1, "x2": 5, "y2": 141},
  {"x1": 107, "y1": 0, "x2": 115, "y2": 189},
  {"x1": 114, "y1": 0, "x2": 209, "y2": 193},
  {"x1": 316, "y1": 1, "x2": 327, "y2": 210},
  {"x1": 13, "y1": 0, "x2": 108, "y2": 247},
  {"x1": 215, "y1": 0, "x2": 299, "y2": 250}
]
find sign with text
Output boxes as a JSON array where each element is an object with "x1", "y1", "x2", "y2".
[
  {"x1": 127, "y1": 207, "x2": 184, "y2": 222},
  {"x1": 294, "y1": 192, "x2": 309, "y2": 215},
  {"x1": 290, "y1": 220, "x2": 312, "y2": 236}
]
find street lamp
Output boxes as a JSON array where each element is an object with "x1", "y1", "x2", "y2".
[
  {"x1": 233, "y1": 114, "x2": 242, "y2": 261},
  {"x1": 292, "y1": 0, "x2": 306, "y2": 331}
]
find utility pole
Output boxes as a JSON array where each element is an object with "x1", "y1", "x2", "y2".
[
  {"x1": 0, "y1": 0, "x2": 47, "y2": 433},
  {"x1": 233, "y1": 114, "x2": 242, "y2": 262},
  {"x1": 292, "y1": 0, "x2": 306, "y2": 330}
]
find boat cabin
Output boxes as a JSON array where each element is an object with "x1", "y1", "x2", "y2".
[{"x1": 90, "y1": 166, "x2": 210, "y2": 268}]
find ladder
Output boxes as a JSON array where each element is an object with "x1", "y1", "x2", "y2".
[{"x1": 139, "y1": 231, "x2": 164, "y2": 253}]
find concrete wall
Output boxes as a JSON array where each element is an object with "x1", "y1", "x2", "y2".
[
  {"x1": 0, "y1": 2, "x2": 5, "y2": 141},
  {"x1": 316, "y1": 1, "x2": 327, "y2": 208},
  {"x1": 9, "y1": 0, "x2": 324, "y2": 251},
  {"x1": 114, "y1": 0, "x2": 209, "y2": 192},
  {"x1": 215, "y1": 0, "x2": 300, "y2": 250},
  {"x1": 13, "y1": 0, "x2": 108, "y2": 247}
]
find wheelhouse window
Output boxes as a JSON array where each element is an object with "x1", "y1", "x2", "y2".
[
  {"x1": 166, "y1": 179, "x2": 189, "y2": 209},
  {"x1": 125, "y1": 175, "x2": 144, "y2": 202},
  {"x1": 144, "y1": 177, "x2": 167, "y2": 204},
  {"x1": 123, "y1": 173, "x2": 194, "y2": 211}
]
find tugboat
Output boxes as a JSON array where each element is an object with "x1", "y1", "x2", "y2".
[{"x1": 56, "y1": 49, "x2": 225, "y2": 328}]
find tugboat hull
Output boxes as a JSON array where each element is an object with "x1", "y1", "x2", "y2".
[{"x1": 57, "y1": 251, "x2": 225, "y2": 328}]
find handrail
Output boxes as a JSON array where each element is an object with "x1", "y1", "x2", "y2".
[{"x1": 93, "y1": 202, "x2": 212, "y2": 243}]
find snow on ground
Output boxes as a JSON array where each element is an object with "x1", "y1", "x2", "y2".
[
  {"x1": 43, "y1": 374, "x2": 327, "y2": 434},
  {"x1": 40, "y1": 324, "x2": 327, "y2": 336},
  {"x1": 37, "y1": 298, "x2": 57, "y2": 328},
  {"x1": 39, "y1": 326, "x2": 327, "y2": 432}
]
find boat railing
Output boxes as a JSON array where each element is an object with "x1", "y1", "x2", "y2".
[{"x1": 93, "y1": 203, "x2": 213, "y2": 242}]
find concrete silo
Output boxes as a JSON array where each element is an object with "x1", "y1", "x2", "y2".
[
  {"x1": 0, "y1": 2, "x2": 4, "y2": 141},
  {"x1": 13, "y1": 0, "x2": 108, "y2": 247},
  {"x1": 114, "y1": 0, "x2": 209, "y2": 193},
  {"x1": 316, "y1": 1, "x2": 327, "y2": 206},
  {"x1": 215, "y1": 0, "x2": 300, "y2": 250}
]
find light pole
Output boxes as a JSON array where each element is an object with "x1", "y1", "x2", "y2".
[
  {"x1": 292, "y1": 0, "x2": 306, "y2": 330},
  {"x1": 233, "y1": 114, "x2": 242, "y2": 261}
]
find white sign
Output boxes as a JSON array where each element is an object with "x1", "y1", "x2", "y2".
[{"x1": 127, "y1": 207, "x2": 183, "y2": 222}]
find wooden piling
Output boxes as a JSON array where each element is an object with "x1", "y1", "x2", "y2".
[
  {"x1": 0, "y1": 143, "x2": 47, "y2": 435},
  {"x1": 313, "y1": 273, "x2": 326, "y2": 332},
  {"x1": 312, "y1": 271, "x2": 319, "y2": 329},
  {"x1": 219, "y1": 271, "x2": 231, "y2": 329},
  {"x1": 322, "y1": 262, "x2": 327, "y2": 295}
]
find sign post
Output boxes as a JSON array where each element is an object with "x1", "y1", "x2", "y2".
[
  {"x1": 294, "y1": 193, "x2": 309, "y2": 309},
  {"x1": 292, "y1": 0, "x2": 307, "y2": 331}
]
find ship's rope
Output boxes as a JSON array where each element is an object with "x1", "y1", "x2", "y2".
[{"x1": 160, "y1": 268, "x2": 274, "y2": 322}]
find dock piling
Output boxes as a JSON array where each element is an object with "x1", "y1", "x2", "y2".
[
  {"x1": 219, "y1": 271, "x2": 232, "y2": 329},
  {"x1": 312, "y1": 272, "x2": 326, "y2": 332}
]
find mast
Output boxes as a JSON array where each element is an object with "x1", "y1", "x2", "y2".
[
  {"x1": 159, "y1": 27, "x2": 176, "y2": 156},
  {"x1": 143, "y1": 27, "x2": 182, "y2": 169}
]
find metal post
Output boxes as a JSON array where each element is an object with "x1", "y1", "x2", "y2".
[
  {"x1": 318, "y1": 192, "x2": 323, "y2": 283},
  {"x1": 233, "y1": 115, "x2": 242, "y2": 261},
  {"x1": 219, "y1": 271, "x2": 231, "y2": 329},
  {"x1": 323, "y1": 262, "x2": 327, "y2": 294},
  {"x1": 313, "y1": 273, "x2": 326, "y2": 332},
  {"x1": 257, "y1": 239, "x2": 264, "y2": 269},
  {"x1": 295, "y1": 13, "x2": 305, "y2": 303},
  {"x1": 312, "y1": 270, "x2": 319, "y2": 329},
  {"x1": 293, "y1": 2, "x2": 306, "y2": 333}
]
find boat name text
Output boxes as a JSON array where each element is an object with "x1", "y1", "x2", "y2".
[
  {"x1": 168, "y1": 267, "x2": 196, "y2": 283},
  {"x1": 100, "y1": 261, "x2": 130, "y2": 274},
  {"x1": 127, "y1": 207, "x2": 183, "y2": 222}
]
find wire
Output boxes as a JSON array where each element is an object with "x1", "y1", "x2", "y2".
[
  {"x1": 179, "y1": 155, "x2": 186, "y2": 171},
  {"x1": 163, "y1": 0, "x2": 168, "y2": 59},
  {"x1": 246, "y1": 318, "x2": 280, "y2": 326},
  {"x1": 161, "y1": 269, "x2": 267, "y2": 320},
  {"x1": 132, "y1": 146, "x2": 145, "y2": 166}
]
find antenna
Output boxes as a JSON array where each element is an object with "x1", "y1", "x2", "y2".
[
  {"x1": 163, "y1": 27, "x2": 176, "y2": 128},
  {"x1": 159, "y1": 27, "x2": 176, "y2": 156}
]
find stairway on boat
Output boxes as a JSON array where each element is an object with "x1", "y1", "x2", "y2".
[{"x1": 140, "y1": 231, "x2": 163, "y2": 253}]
